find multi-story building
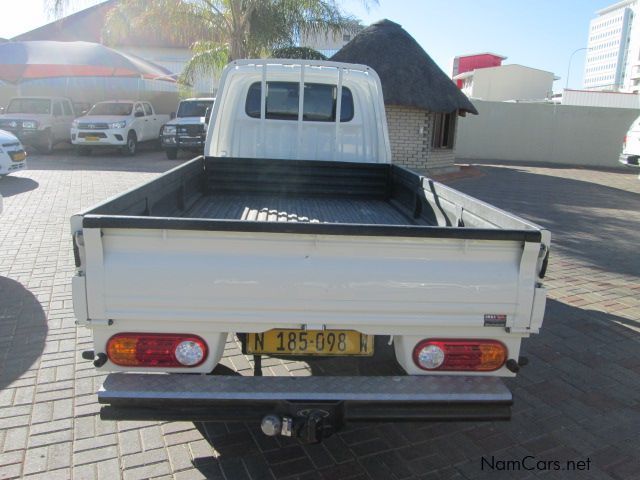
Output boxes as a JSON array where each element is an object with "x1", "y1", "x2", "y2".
[
  {"x1": 583, "y1": 0, "x2": 639, "y2": 92},
  {"x1": 451, "y1": 53, "x2": 507, "y2": 88}
]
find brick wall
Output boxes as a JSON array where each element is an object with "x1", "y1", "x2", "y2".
[{"x1": 385, "y1": 105, "x2": 457, "y2": 174}]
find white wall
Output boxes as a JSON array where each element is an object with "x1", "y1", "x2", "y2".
[
  {"x1": 456, "y1": 100, "x2": 639, "y2": 169},
  {"x1": 465, "y1": 65, "x2": 554, "y2": 101},
  {"x1": 563, "y1": 89, "x2": 640, "y2": 108}
]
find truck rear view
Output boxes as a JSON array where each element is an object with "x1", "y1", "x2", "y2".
[{"x1": 72, "y1": 60, "x2": 550, "y2": 443}]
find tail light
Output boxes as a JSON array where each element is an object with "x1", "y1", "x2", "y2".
[
  {"x1": 107, "y1": 333, "x2": 207, "y2": 367},
  {"x1": 624, "y1": 135, "x2": 627, "y2": 148},
  {"x1": 413, "y1": 339, "x2": 506, "y2": 372}
]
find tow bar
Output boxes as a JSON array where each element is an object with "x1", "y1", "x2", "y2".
[{"x1": 261, "y1": 403, "x2": 343, "y2": 443}]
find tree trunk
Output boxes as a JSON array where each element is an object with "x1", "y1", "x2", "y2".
[{"x1": 230, "y1": 36, "x2": 243, "y2": 60}]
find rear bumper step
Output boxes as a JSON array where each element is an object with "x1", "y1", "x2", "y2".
[{"x1": 99, "y1": 373, "x2": 512, "y2": 423}]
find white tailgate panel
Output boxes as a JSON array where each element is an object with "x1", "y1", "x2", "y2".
[{"x1": 88, "y1": 228, "x2": 528, "y2": 333}]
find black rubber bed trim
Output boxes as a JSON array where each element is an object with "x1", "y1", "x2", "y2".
[{"x1": 82, "y1": 215, "x2": 542, "y2": 242}]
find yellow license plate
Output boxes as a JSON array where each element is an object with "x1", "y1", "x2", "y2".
[
  {"x1": 246, "y1": 329, "x2": 374, "y2": 356},
  {"x1": 11, "y1": 151, "x2": 26, "y2": 161},
  {"x1": 85, "y1": 136, "x2": 100, "y2": 142}
]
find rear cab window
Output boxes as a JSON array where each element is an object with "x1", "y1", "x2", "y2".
[{"x1": 246, "y1": 82, "x2": 354, "y2": 122}]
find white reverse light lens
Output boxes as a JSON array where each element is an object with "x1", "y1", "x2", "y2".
[
  {"x1": 174, "y1": 340, "x2": 204, "y2": 366},
  {"x1": 417, "y1": 344, "x2": 445, "y2": 370}
]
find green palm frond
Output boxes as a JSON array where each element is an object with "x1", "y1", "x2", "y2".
[{"x1": 180, "y1": 41, "x2": 229, "y2": 86}]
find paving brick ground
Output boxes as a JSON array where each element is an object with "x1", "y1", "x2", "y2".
[{"x1": 1, "y1": 149, "x2": 639, "y2": 479}]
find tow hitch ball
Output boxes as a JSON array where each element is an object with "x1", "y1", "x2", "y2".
[{"x1": 261, "y1": 411, "x2": 336, "y2": 443}]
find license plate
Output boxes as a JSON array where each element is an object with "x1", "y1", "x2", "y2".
[
  {"x1": 10, "y1": 151, "x2": 26, "y2": 162},
  {"x1": 246, "y1": 329, "x2": 374, "y2": 356},
  {"x1": 85, "y1": 136, "x2": 100, "y2": 142}
]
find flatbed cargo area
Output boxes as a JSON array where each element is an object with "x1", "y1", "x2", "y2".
[
  {"x1": 185, "y1": 156, "x2": 430, "y2": 226},
  {"x1": 81, "y1": 156, "x2": 542, "y2": 243}
]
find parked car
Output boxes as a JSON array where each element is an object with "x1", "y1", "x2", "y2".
[
  {"x1": 0, "y1": 96, "x2": 75, "y2": 154},
  {"x1": 72, "y1": 60, "x2": 550, "y2": 442},
  {"x1": 161, "y1": 97, "x2": 215, "y2": 159},
  {"x1": 0, "y1": 129, "x2": 27, "y2": 176},
  {"x1": 620, "y1": 115, "x2": 640, "y2": 168},
  {"x1": 71, "y1": 101, "x2": 169, "y2": 156}
]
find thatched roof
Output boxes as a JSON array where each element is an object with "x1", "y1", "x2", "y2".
[{"x1": 331, "y1": 20, "x2": 477, "y2": 115}]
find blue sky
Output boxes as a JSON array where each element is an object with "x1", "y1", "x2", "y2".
[
  {"x1": 0, "y1": 0, "x2": 617, "y2": 91},
  {"x1": 344, "y1": 0, "x2": 615, "y2": 91}
]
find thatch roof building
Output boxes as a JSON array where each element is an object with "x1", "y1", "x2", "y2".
[{"x1": 332, "y1": 20, "x2": 477, "y2": 173}]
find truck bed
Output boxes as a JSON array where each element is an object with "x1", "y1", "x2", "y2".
[
  {"x1": 80, "y1": 156, "x2": 541, "y2": 242},
  {"x1": 72, "y1": 155, "x2": 549, "y2": 378}
]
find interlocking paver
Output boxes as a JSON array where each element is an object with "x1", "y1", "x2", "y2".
[{"x1": 0, "y1": 152, "x2": 639, "y2": 479}]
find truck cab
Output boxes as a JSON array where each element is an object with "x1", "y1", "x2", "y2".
[
  {"x1": 0, "y1": 96, "x2": 75, "y2": 154},
  {"x1": 161, "y1": 97, "x2": 215, "y2": 159}
]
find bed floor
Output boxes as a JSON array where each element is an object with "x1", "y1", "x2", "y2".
[{"x1": 182, "y1": 193, "x2": 425, "y2": 225}]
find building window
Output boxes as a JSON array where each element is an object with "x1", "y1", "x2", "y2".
[{"x1": 432, "y1": 113, "x2": 456, "y2": 149}]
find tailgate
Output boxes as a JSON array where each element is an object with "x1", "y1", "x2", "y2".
[{"x1": 72, "y1": 218, "x2": 545, "y2": 375}]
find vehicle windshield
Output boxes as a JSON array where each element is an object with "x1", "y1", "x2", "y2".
[
  {"x1": 88, "y1": 103, "x2": 133, "y2": 116},
  {"x1": 6, "y1": 98, "x2": 51, "y2": 114},
  {"x1": 177, "y1": 100, "x2": 214, "y2": 118}
]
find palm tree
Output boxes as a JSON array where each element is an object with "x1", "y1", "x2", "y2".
[{"x1": 49, "y1": 0, "x2": 366, "y2": 86}]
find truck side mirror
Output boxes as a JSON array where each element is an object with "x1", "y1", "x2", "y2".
[
  {"x1": 170, "y1": 112, "x2": 176, "y2": 120},
  {"x1": 135, "y1": 111, "x2": 144, "y2": 118}
]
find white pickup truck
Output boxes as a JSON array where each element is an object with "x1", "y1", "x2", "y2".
[
  {"x1": 71, "y1": 100, "x2": 169, "y2": 156},
  {"x1": 71, "y1": 60, "x2": 550, "y2": 442}
]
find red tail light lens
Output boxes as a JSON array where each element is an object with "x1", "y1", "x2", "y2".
[
  {"x1": 413, "y1": 339, "x2": 507, "y2": 372},
  {"x1": 107, "y1": 333, "x2": 208, "y2": 367}
]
